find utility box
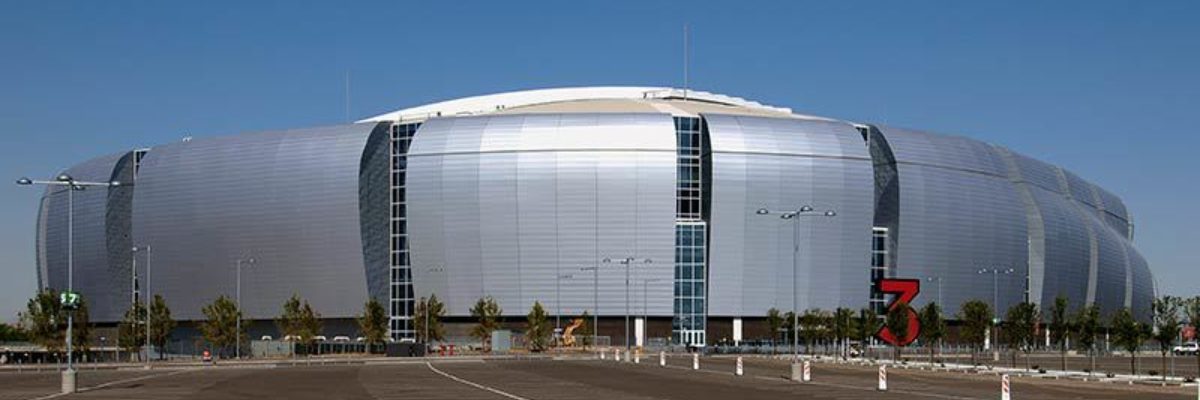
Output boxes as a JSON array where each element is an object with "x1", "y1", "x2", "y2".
[{"x1": 491, "y1": 330, "x2": 512, "y2": 354}]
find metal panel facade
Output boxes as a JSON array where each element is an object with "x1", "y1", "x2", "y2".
[
  {"x1": 406, "y1": 114, "x2": 677, "y2": 317},
  {"x1": 38, "y1": 152, "x2": 130, "y2": 322},
  {"x1": 131, "y1": 123, "x2": 384, "y2": 320},
  {"x1": 706, "y1": 115, "x2": 874, "y2": 316},
  {"x1": 878, "y1": 127, "x2": 1029, "y2": 317}
]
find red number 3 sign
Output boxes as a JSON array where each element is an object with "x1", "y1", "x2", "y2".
[{"x1": 876, "y1": 278, "x2": 921, "y2": 346}]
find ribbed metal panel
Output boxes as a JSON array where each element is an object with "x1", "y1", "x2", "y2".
[
  {"x1": 706, "y1": 115, "x2": 873, "y2": 316},
  {"x1": 406, "y1": 113, "x2": 677, "y2": 317},
  {"x1": 1126, "y1": 244, "x2": 1153, "y2": 321},
  {"x1": 1062, "y1": 169, "x2": 1101, "y2": 209},
  {"x1": 132, "y1": 123, "x2": 384, "y2": 320},
  {"x1": 1028, "y1": 187, "x2": 1091, "y2": 310},
  {"x1": 38, "y1": 152, "x2": 128, "y2": 322},
  {"x1": 1085, "y1": 210, "x2": 1128, "y2": 318},
  {"x1": 1007, "y1": 151, "x2": 1067, "y2": 195},
  {"x1": 877, "y1": 126, "x2": 1028, "y2": 317},
  {"x1": 359, "y1": 127, "x2": 391, "y2": 306}
]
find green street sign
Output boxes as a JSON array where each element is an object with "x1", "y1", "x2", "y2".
[{"x1": 60, "y1": 291, "x2": 81, "y2": 310}]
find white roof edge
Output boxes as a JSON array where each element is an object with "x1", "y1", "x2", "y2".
[{"x1": 358, "y1": 86, "x2": 794, "y2": 122}]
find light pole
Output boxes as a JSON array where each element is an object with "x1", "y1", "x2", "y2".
[
  {"x1": 133, "y1": 245, "x2": 151, "y2": 368},
  {"x1": 754, "y1": 205, "x2": 837, "y2": 362},
  {"x1": 579, "y1": 266, "x2": 599, "y2": 348},
  {"x1": 424, "y1": 266, "x2": 444, "y2": 346},
  {"x1": 555, "y1": 272, "x2": 575, "y2": 345},
  {"x1": 235, "y1": 257, "x2": 256, "y2": 359},
  {"x1": 642, "y1": 278, "x2": 664, "y2": 347},
  {"x1": 602, "y1": 257, "x2": 652, "y2": 350},
  {"x1": 17, "y1": 175, "x2": 121, "y2": 393},
  {"x1": 978, "y1": 267, "x2": 1014, "y2": 357},
  {"x1": 925, "y1": 276, "x2": 943, "y2": 309}
]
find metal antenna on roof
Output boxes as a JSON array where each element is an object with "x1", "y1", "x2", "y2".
[
  {"x1": 683, "y1": 24, "x2": 689, "y2": 101},
  {"x1": 344, "y1": 70, "x2": 351, "y2": 123}
]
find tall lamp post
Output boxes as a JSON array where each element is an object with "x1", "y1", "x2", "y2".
[
  {"x1": 424, "y1": 266, "x2": 444, "y2": 346},
  {"x1": 754, "y1": 205, "x2": 837, "y2": 362},
  {"x1": 17, "y1": 175, "x2": 121, "y2": 394},
  {"x1": 641, "y1": 278, "x2": 664, "y2": 348},
  {"x1": 235, "y1": 257, "x2": 256, "y2": 359},
  {"x1": 602, "y1": 257, "x2": 652, "y2": 350},
  {"x1": 555, "y1": 272, "x2": 575, "y2": 345},
  {"x1": 132, "y1": 245, "x2": 151, "y2": 368},
  {"x1": 978, "y1": 267, "x2": 1014, "y2": 359},
  {"x1": 579, "y1": 266, "x2": 599, "y2": 348}
]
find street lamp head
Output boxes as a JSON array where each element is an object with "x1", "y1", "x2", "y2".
[
  {"x1": 247, "y1": 257, "x2": 257, "y2": 265},
  {"x1": 755, "y1": 208, "x2": 770, "y2": 215},
  {"x1": 602, "y1": 258, "x2": 612, "y2": 264},
  {"x1": 109, "y1": 181, "x2": 122, "y2": 187},
  {"x1": 1004, "y1": 268, "x2": 1015, "y2": 274},
  {"x1": 823, "y1": 210, "x2": 837, "y2": 217},
  {"x1": 780, "y1": 212, "x2": 796, "y2": 220},
  {"x1": 71, "y1": 185, "x2": 86, "y2": 191},
  {"x1": 15, "y1": 177, "x2": 32, "y2": 185},
  {"x1": 56, "y1": 173, "x2": 73, "y2": 182},
  {"x1": 799, "y1": 205, "x2": 814, "y2": 213},
  {"x1": 978, "y1": 268, "x2": 988, "y2": 274}
]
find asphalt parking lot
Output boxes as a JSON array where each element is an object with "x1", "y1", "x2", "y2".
[{"x1": 0, "y1": 356, "x2": 1193, "y2": 400}]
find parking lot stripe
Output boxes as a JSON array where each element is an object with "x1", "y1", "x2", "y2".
[
  {"x1": 426, "y1": 362, "x2": 532, "y2": 400},
  {"x1": 26, "y1": 368, "x2": 196, "y2": 400}
]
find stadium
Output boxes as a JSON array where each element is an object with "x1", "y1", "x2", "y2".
[{"x1": 31, "y1": 86, "x2": 1153, "y2": 347}]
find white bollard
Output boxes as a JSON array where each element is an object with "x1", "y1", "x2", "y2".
[
  {"x1": 624, "y1": 350, "x2": 631, "y2": 363},
  {"x1": 803, "y1": 360, "x2": 812, "y2": 382},
  {"x1": 878, "y1": 365, "x2": 888, "y2": 391},
  {"x1": 614, "y1": 348, "x2": 620, "y2": 362},
  {"x1": 693, "y1": 353, "x2": 700, "y2": 370},
  {"x1": 736, "y1": 356, "x2": 744, "y2": 376},
  {"x1": 600, "y1": 350, "x2": 606, "y2": 360},
  {"x1": 1001, "y1": 374, "x2": 1011, "y2": 400},
  {"x1": 61, "y1": 369, "x2": 76, "y2": 394},
  {"x1": 634, "y1": 350, "x2": 640, "y2": 364},
  {"x1": 660, "y1": 351, "x2": 666, "y2": 367}
]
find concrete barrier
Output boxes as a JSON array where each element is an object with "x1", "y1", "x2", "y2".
[
  {"x1": 692, "y1": 353, "x2": 699, "y2": 370},
  {"x1": 659, "y1": 351, "x2": 666, "y2": 367},
  {"x1": 736, "y1": 357, "x2": 743, "y2": 376},
  {"x1": 878, "y1": 365, "x2": 887, "y2": 391},
  {"x1": 802, "y1": 360, "x2": 811, "y2": 382}
]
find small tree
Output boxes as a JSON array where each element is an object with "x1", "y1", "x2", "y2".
[
  {"x1": 1184, "y1": 297, "x2": 1200, "y2": 379},
  {"x1": 918, "y1": 302, "x2": 946, "y2": 366},
  {"x1": 766, "y1": 308, "x2": 785, "y2": 347},
  {"x1": 470, "y1": 296, "x2": 502, "y2": 351},
  {"x1": 798, "y1": 309, "x2": 828, "y2": 354},
  {"x1": 959, "y1": 299, "x2": 993, "y2": 365},
  {"x1": 526, "y1": 301, "x2": 551, "y2": 352},
  {"x1": 0, "y1": 323, "x2": 28, "y2": 342},
  {"x1": 1048, "y1": 295, "x2": 1071, "y2": 371},
  {"x1": 19, "y1": 289, "x2": 90, "y2": 355},
  {"x1": 357, "y1": 298, "x2": 387, "y2": 353},
  {"x1": 1073, "y1": 304, "x2": 1102, "y2": 375},
  {"x1": 1004, "y1": 302, "x2": 1039, "y2": 370},
  {"x1": 297, "y1": 301, "x2": 323, "y2": 354},
  {"x1": 1152, "y1": 296, "x2": 1182, "y2": 381},
  {"x1": 1111, "y1": 307, "x2": 1150, "y2": 376},
  {"x1": 885, "y1": 301, "x2": 911, "y2": 361},
  {"x1": 856, "y1": 308, "x2": 881, "y2": 358},
  {"x1": 200, "y1": 295, "x2": 242, "y2": 358},
  {"x1": 414, "y1": 294, "x2": 447, "y2": 344},
  {"x1": 276, "y1": 294, "x2": 304, "y2": 342},
  {"x1": 118, "y1": 301, "x2": 146, "y2": 359},
  {"x1": 149, "y1": 294, "x2": 176, "y2": 360},
  {"x1": 832, "y1": 308, "x2": 856, "y2": 359}
]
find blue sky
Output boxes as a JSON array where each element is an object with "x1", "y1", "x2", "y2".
[{"x1": 1, "y1": 1, "x2": 1196, "y2": 321}]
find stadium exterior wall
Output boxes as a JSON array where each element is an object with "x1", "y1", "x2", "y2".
[{"x1": 33, "y1": 89, "x2": 1153, "y2": 330}]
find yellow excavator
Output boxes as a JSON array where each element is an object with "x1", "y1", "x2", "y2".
[{"x1": 561, "y1": 318, "x2": 585, "y2": 347}]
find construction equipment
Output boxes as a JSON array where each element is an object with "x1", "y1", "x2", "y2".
[{"x1": 561, "y1": 318, "x2": 585, "y2": 347}]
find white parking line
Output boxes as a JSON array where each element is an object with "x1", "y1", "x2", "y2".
[
  {"x1": 27, "y1": 368, "x2": 196, "y2": 400},
  {"x1": 426, "y1": 362, "x2": 532, "y2": 400}
]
